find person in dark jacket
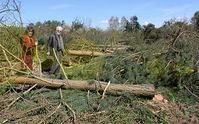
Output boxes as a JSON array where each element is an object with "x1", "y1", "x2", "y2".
[{"x1": 47, "y1": 26, "x2": 65, "y2": 76}]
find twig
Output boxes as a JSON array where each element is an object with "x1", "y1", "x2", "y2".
[
  {"x1": 83, "y1": 110, "x2": 106, "y2": 118},
  {"x1": 101, "y1": 81, "x2": 110, "y2": 99},
  {"x1": 59, "y1": 88, "x2": 63, "y2": 99},
  {"x1": 184, "y1": 85, "x2": 199, "y2": 100},
  {"x1": 62, "y1": 102, "x2": 77, "y2": 124},
  {"x1": 5, "y1": 84, "x2": 37, "y2": 110},
  {"x1": 24, "y1": 104, "x2": 47, "y2": 115},
  {"x1": 59, "y1": 88, "x2": 77, "y2": 124},
  {"x1": 2, "y1": 49, "x2": 15, "y2": 76},
  {"x1": 12, "y1": 0, "x2": 23, "y2": 26},
  {"x1": 52, "y1": 48, "x2": 69, "y2": 85},
  {"x1": 96, "y1": 72, "x2": 102, "y2": 95},
  {"x1": 164, "y1": 60, "x2": 172, "y2": 69},
  {"x1": 86, "y1": 90, "x2": 91, "y2": 108},
  {"x1": 38, "y1": 103, "x2": 61, "y2": 124},
  {"x1": 23, "y1": 84, "x2": 37, "y2": 95},
  {"x1": 35, "y1": 45, "x2": 42, "y2": 77},
  {"x1": 1, "y1": 67, "x2": 30, "y2": 75},
  {"x1": 97, "y1": 113, "x2": 112, "y2": 124},
  {"x1": 2, "y1": 49, "x2": 12, "y2": 67},
  {"x1": 0, "y1": 43, "x2": 32, "y2": 73}
]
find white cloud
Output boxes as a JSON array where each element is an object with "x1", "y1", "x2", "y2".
[
  {"x1": 144, "y1": 21, "x2": 149, "y2": 25},
  {"x1": 100, "y1": 19, "x2": 108, "y2": 24}
]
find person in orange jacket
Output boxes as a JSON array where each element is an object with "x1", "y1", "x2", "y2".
[{"x1": 21, "y1": 26, "x2": 37, "y2": 71}]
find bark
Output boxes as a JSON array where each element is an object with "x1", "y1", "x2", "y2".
[
  {"x1": 8, "y1": 76, "x2": 155, "y2": 96},
  {"x1": 67, "y1": 50, "x2": 104, "y2": 57}
]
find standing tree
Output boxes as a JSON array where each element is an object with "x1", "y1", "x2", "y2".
[
  {"x1": 0, "y1": 0, "x2": 23, "y2": 25},
  {"x1": 142, "y1": 23, "x2": 155, "y2": 41},
  {"x1": 130, "y1": 16, "x2": 141, "y2": 33},
  {"x1": 71, "y1": 18, "x2": 84, "y2": 31},
  {"x1": 120, "y1": 16, "x2": 128, "y2": 31},
  {"x1": 108, "y1": 16, "x2": 119, "y2": 30},
  {"x1": 191, "y1": 11, "x2": 199, "y2": 31}
]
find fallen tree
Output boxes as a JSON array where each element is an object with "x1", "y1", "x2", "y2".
[
  {"x1": 7, "y1": 76, "x2": 155, "y2": 96},
  {"x1": 67, "y1": 50, "x2": 105, "y2": 57}
]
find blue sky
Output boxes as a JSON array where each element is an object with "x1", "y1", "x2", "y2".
[{"x1": 20, "y1": 0, "x2": 199, "y2": 29}]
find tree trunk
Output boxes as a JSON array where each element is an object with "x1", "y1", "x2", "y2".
[
  {"x1": 67, "y1": 50, "x2": 104, "y2": 57},
  {"x1": 8, "y1": 76, "x2": 155, "y2": 96}
]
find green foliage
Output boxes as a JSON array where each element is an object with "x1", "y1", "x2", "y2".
[
  {"x1": 71, "y1": 18, "x2": 84, "y2": 31},
  {"x1": 0, "y1": 25, "x2": 24, "y2": 57},
  {"x1": 1, "y1": 11, "x2": 199, "y2": 123},
  {"x1": 146, "y1": 58, "x2": 165, "y2": 80},
  {"x1": 41, "y1": 58, "x2": 53, "y2": 72},
  {"x1": 66, "y1": 38, "x2": 98, "y2": 51},
  {"x1": 99, "y1": 51, "x2": 149, "y2": 84},
  {"x1": 37, "y1": 36, "x2": 45, "y2": 45},
  {"x1": 192, "y1": 10, "x2": 199, "y2": 31},
  {"x1": 65, "y1": 57, "x2": 103, "y2": 80},
  {"x1": 66, "y1": 38, "x2": 100, "y2": 63},
  {"x1": 15, "y1": 100, "x2": 34, "y2": 110},
  {"x1": 0, "y1": 83, "x2": 10, "y2": 95}
]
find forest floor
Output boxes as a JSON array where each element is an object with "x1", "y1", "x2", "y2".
[{"x1": 0, "y1": 84, "x2": 198, "y2": 124}]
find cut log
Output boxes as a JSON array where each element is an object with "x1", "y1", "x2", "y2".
[
  {"x1": 67, "y1": 50, "x2": 104, "y2": 57},
  {"x1": 8, "y1": 76, "x2": 155, "y2": 96}
]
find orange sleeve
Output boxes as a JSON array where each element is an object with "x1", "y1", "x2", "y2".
[{"x1": 23, "y1": 35, "x2": 36, "y2": 48}]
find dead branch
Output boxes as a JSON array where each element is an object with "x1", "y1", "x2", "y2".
[
  {"x1": 12, "y1": 0, "x2": 23, "y2": 25},
  {"x1": 53, "y1": 48, "x2": 69, "y2": 84},
  {"x1": 5, "y1": 84, "x2": 37, "y2": 111},
  {"x1": 59, "y1": 88, "x2": 77, "y2": 124},
  {"x1": 0, "y1": 43, "x2": 32, "y2": 73},
  {"x1": 38, "y1": 103, "x2": 61, "y2": 124},
  {"x1": 0, "y1": 0, "x2": 23, "y2": 25},
  {"x1": 101, "y1": 81, "x2": 110, "y2": 99},
  {"x1": 184, "y1": 85, "x2": 199, "y2": 100}
]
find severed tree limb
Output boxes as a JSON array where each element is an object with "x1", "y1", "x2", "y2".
[
  {"x1": 2, "y1": 48, "x2": 16, "y2": 76},
  {"x1": 184, "y1": 85, "x2": 199, "y2": 100},
  {"x1": 35, "y1": 44, "x2": 42, "y2": 77},
  {"x1": 62, "y1": 102, "x2": 77, "y2": 124},
  {"x1": 59, "y1": 88, "x2": 77, "y2": 124},
  {"x1": 101, "y1": 81, "x2": 110, "y2": 99},
  {"x1": 2, "y1": 49, "x2": 12, "y2": 67},
  {"x1": 36, "y1": 88, "x2": 77, "y2": 124},
  {"x1": 7, "y1": 76, "x2": 155, "y2": 96},
  {"x1": 0, "y1": 43, "x2": 32, "y2": 73},
  {"x1": 95, "y1": 81, "x2": 111, "y2": 112},
  {"x1": 52, "y1": 48, "x2": 69, "y2": 84},
  {"x1": 5, "y1": 84, "x2": 37, "y2": 111},
  {"x1": 38, "y1": 103, "x2": 62, "y2": 124}
]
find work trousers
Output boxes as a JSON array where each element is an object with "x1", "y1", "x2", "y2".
[{"x1": 49, "y1": 51, "x2": 63, "y2": 75}]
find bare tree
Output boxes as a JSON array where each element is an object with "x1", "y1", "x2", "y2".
[
  {"x1": 108, "y1": 16, "x2": 119, "y2": 30},
  {"x1": 0, "y1": 0, "x2": 23, "y2": 26}
]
